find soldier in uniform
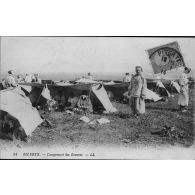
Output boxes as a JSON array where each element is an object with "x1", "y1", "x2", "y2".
[
  {"x1": 128, "y1": 66, "x2": 147, "y2": 116},
  {"x1": 4, "y1": 70, "x2": 16, "y2": 88},
  {"x1": 178, "y1": 67, "x2": 191, "y2": 112}
]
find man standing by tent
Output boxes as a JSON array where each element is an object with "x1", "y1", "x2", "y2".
[
  {"x1": 178, "y1": 67, "x2": 191, "y2": 112},
  {"x1": 128, "y1": 66, "x2": 147, "y2": 116}
]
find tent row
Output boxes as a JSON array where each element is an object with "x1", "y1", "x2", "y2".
[
  {"x1": 0, "y1": 84, "x2": 118, "y2": 139},
  {"x1": 19, "y1": 78, "x2": 181, "y2": 105},
  {"x1": 0, "y1": 79, "x2": 181, "y2": 140}
]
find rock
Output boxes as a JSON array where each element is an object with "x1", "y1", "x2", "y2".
[
  {"x1": 79, "y1": 116, "x2": 90, "y2": 123},
  {"x1": 97, "y1": 118, "x2": 110, "y2": 124}
]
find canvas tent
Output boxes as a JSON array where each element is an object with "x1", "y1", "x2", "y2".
[
  {"x1": 123, "y1": 88, "x2": 162, "y2": 102},
  {"x1": 55, "y1": 81, "x2": 73, "y2": 86},
  {"x1": 41, "y1": 84, "x2": 52, "y2": 100},
  {"x1": 170, "y1": 81, "x2": 180, "y2": 93},
  {"x1": 20, "y1": 83, "x2": 91, "y2": 105},
  {"x1": 103, "y1": 81, "x2": 116, "y2": 85},
  {"x1": 20, "y1": 85, "x2": 32, "y2": 93},
  {"x1": 156, "y1": 81, "x2": 170, "y2": 97},
  {"x1": 20, "y1": 85, "x2": 32, "y2": 96},
  {"x1": 90, "y1": 84, "x2": 117, "y2": 113},
  {"x1": 145, "y1": 88, "x2": 163, "y2": 102},
  {"x1": 75, "y1": 78, "x2": 99, "y2": 84},
  {"x1": 28, "y1": 87, "x2": 44, "y2": 106},
  {"x1": 104, "y1": 82, "x2": 130, "y2": 100},
  {"x1": 0, "y1": 87, "x2": 43, "y2": 136},
  {"x1": 25, "y1": 84, "x2": 53, "y2": 107}
]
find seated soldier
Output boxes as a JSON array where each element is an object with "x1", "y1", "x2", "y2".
[
  {"x1": 67, "y1": 92, "x2": 79, "y2": 108},
  {"x1": 58, "y1": 95, "x2": 66, "y2": 111},
  {"x1": 4, "y1": 70, "x2": 17, "y2": 88},
  {"x1": 77, "y1": 95, "x2": 92, "y2": 112},
  {"x1": 16, "y1": 75, "x2": 22, "y2": 83}
]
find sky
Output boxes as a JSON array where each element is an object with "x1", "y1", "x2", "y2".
[{"x1": 1, "y1": 37, "x2": 195, "y2": 76}]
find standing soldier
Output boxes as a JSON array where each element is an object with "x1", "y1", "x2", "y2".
[
  {"x1": 178, "y1": 67, "x2": 191, "y2": 112},
  {"x1": 123, "y1": 73, "x2": 131, "y2": 82},
  {"x1": 128, "y1": 66, "x2": 147, "y2": 116}
]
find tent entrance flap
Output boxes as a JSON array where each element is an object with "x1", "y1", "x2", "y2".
[{"x1": 90, "y1": 84, "x2": 117, "y2": 113}]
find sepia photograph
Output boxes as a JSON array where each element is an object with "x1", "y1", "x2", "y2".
[{"x1": 0, "y1": 36, "x2": 194, "y2": 159}]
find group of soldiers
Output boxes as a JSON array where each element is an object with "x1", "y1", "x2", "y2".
[
  {"x1": 2, "y1": 70, "x2": 42, "y2": 89},
  {"x1": 123, "y1": 66, "x2": 191, "y2": 116},
  {"x1": 1, "y1": 66, "x2": 192, "y2": 116}
]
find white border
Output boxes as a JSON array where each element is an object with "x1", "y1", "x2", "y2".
[{"x1": 0, "y1": 1, "x2": 195, "y2": 195}]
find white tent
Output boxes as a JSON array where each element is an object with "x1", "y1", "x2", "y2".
[
  {"x1": 55, "y1": 81, "x2": 73, "y2": 86},
  {"x1": 170, "y1": 81, "x2": 180, "y2": 93},
  {"x1": 156, "y1": 81, "x2": 170, "y2": 97},
  {"x1": 41, "y1": 84, "x2": 52, "y2": 100},
  {"x1": 20, "y1": 85, "x2": 32, "y2": 93},
  {"x1": 123, "y1": 88, "x2": 162, "y2": 102},
  {"x1": 0, "y1": 87, "x2": 43, "y2": 136},
  {"x1": 145, "y1": 88, "x2": 163, "y2": 102},
  {"x1": 90, "y1": 84, "x2": 117, "y2": 113},
  {"x1": 103, "y1": 81, "x2": 116, "y2": 85},
  {"x1": 75, "y1": 78, "x2": 99, "y2": 84}
]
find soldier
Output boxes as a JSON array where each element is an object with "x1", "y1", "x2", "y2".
[
  {"x1": 128, "y1": 66, "x2": 147, "y2": 116},
  {"x1": 16, "y1": 75, "x2": 24, "y2": 83},
  {"x1": 34, "y1": 73, "x2": 42, "y2": 83},
  {"x1": 123, "y1": 73, "x2": 131, "y2": 82},
  {"x1": 4, "y1": 70, "x2": 17, "y2": 88},
  {"x1": 87, "y1": 72, "x2": 93, "y2": 80},
  {"x1": 178, "y1": 67, "x2": 191, "y2": 112},
  {"x1": 77, "y1": 95, "x2": 93, "y2": 112},
  {"x1": 25, "y1": 74, "x2": 32, "y2": 83}
]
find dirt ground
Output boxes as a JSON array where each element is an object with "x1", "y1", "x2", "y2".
[{"x1": 0, "y1": 88, "x2": 194, "y2": 152}]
